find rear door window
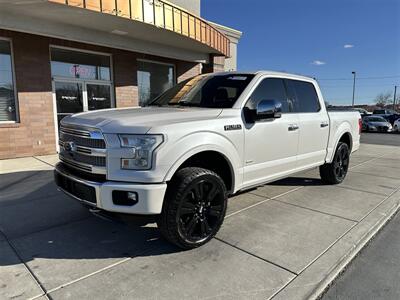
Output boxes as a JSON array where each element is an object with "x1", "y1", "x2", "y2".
[{"x1": 287, "y1": 79, "x2": 321, "y2": 113}]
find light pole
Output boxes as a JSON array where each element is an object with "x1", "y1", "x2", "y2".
[
  {"x1": 394, "y1": 85, "x2": 398, "y2": 111},
  {"x1": 351, "y1": 71, "x2": 356, "y2": 107}
]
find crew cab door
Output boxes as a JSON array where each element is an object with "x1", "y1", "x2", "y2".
[
  {"x1": 242, "y1": 77, "x2": 300, "y2": 187},
  {"x1": 285, "y1": 79, "x2": 330, "y2": 169}
]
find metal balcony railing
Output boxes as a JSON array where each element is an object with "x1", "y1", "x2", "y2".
[{"x1": 49, "y1": 0, "x2": 230, "y2": 57}]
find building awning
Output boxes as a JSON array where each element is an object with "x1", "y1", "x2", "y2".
[
  {"x1": 0, "y1": 0, "x2": 229, "y2": 59},
  {"x1": 0, "y1": 0, "x2": 232, "y2": 62}
]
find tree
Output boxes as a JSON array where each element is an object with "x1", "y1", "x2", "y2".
[{"x1": 375, "y1": 91, "x2": 392, "y2": 107}]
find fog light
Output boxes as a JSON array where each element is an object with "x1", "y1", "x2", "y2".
[
  {"x1": 112, "y1": 191, "x2": 138, "y2": 206},
  {"x1": 127, "y1": 192, "x2": 137, "y2": 201}
]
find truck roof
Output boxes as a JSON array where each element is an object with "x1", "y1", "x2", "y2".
[{"x1": 212, "y1": 70, "x2": 316, "y2": 82}]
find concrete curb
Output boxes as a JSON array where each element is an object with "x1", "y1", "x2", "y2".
[
  {"x1": 274, "y1": 188, "x2": 400, "y2": 300},
  {"x1": 313, "y1": 202, "x2": 400, "y2": 300}
]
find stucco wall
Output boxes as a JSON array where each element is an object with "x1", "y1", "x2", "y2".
[{"x1": 168, "y1": 0, "x2": 200, "y2": 15}]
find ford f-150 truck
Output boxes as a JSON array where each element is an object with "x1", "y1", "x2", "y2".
[{"x1": 54, "y1": 71, "x2": 361, "y2": 249}]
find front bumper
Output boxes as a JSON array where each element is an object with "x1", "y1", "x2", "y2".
[
  {"x1": 367, "y1": 126, "x2": 392, "y2": 132},
  {"x1": 54, "y1": 163, "x2": 167, "y2": 215}
]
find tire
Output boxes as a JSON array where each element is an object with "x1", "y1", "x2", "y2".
[
  {"x1": 319, "y1": 142, "x2": 350, "y2": 184},
  {"x1": 157, "y1": 167, "x2": 227, "y2": 249}
]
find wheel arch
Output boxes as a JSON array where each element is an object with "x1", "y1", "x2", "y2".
[
  {"x1": 164, "y1": 148, "x2": 237, "y2": 194},
  {"x1": 326, "y1": 130, "x2": 353, "y2": 163}
]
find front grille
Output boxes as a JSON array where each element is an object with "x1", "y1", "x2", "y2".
[
  {"x1": 378, "y1": 126, "x2": 388, "y2": 132},
  {"x1": 59, "y1": 125, "x2": 107, "y2": 175},
  {"x1": 60, "y1": 149, "x2": 106, "y2": 166},
  {"x1": 55, "y1": 171, "x2": 97, "y2": 204},
  {"x1": 59, "y1": 132, "x2": 106, "y2": 149}
]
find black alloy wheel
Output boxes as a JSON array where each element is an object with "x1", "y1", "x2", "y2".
[
  {"x1": 177, "y1": 178, "x2": 225, "y2": 244},
  {"x1": 158, "y1": 167, "x2": 227, "y2": 249},
  {"x1": 333, "y1": 143, "x2": 349, "y2": 182},
  {"x1": 319, "y1": 142, "x2": 350, "y2": 184}
]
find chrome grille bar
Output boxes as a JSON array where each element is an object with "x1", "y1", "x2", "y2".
[
  {"x1": 59, "y1": 141, "x2": 106, "y2": 157},
  {"x1": 59, "y1": 157, "x2": 107, "y2": 175},
  {"x1": 59, "y1": 124, "x2": 107, "y2": 175}
]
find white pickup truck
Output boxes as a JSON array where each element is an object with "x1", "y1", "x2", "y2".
[{"x1": 55, "y1": 71, "x2": 361, "y2": 249}]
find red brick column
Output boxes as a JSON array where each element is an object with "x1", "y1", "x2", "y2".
[{"x1": 0, "y1": 30, "x2": 55, "y2": 159}]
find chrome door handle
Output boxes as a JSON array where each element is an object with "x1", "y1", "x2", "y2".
[
  {"x1": 320, "y1": 122, "x2": 329, "y2": 128},
  {"x1": 288, "y1": 124, "x2": 299, "y2": 131}
]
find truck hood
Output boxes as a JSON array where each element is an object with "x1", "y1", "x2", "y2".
[{"x1": 61, "y1": 106, "x2": 223, "y2": 134}]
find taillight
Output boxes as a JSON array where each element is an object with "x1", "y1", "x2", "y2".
[{"x1": 358, "y1": 118, "x2": 362, "y2": 134}]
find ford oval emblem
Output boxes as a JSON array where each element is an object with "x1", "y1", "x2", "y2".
[{"x1": 63, "y1": 141, "x2": 76, "y2": 153}]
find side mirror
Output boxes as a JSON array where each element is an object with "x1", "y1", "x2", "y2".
[{"x1": 255, "y1": 99, "x2": 282, "y2": 121}]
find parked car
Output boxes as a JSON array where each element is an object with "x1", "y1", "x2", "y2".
[
  {"x1": 380, "y1": 113, "x2": 400, "y2": 125},
  {"x1": 54, "y1": 71, "x2": 361, "y2": 249},
  {"x1": 362, "y1": 116, "x2": 393, "y2": 132},
  {"x1": 354, "y1": 108, "x2": 370, "y2": 117},
  {"x1": 373, "y1": 109, "x2": 397, "y2": 115},
  {"x1": 394, "y1": 118, "x2": 400, "y2": 132}
]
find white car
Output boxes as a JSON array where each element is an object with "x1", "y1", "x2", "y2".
[
  {"x1": 55, "y1": 71, "x2": 361, "y2": 249},
  {"x1": 394, "y1": 118, "x2": 400, "y2": 132}
]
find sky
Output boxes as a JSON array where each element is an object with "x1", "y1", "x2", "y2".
[{"x1": 201, "y1": 0, "x2": 400, "y2": 105}]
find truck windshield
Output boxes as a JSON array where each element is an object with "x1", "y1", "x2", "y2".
[{"x1": 148, "y1": 74, "x2": 254, "y2": 108}]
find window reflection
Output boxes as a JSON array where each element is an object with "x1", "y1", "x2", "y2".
[
  {"x1": 137, "y1": 60, "x2": 175, "y2": 106},
  {"x1": 0, "y1": 40, "x2": 17, "y2": 122},
  {"x1": 50, "y1": 48, "x2": 111, "y2": 81}
]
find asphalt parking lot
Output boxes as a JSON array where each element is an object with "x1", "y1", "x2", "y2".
[
  {"x1": 1, "y1": 136, "x2": 400, "y2": 300},
  {"x1": 360, "y1": 131, "x2": 400, "y2": 147}
]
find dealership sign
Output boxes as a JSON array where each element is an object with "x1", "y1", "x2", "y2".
[{"x1": 69, "y1": 65, "x2": 93, "y2": 78}]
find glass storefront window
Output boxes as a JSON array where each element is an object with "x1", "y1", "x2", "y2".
[
  {"x1": 137, "y1": 60, "x2": 175, "y2": 106},
  {"x1": 0, "y1": 39, "x2": 17, "y2": 122},
  {"x1": 50, "y1": 48, "x2": 111, "y2": 81}
]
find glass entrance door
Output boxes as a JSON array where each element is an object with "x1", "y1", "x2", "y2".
[
  {"x1": 55, "y1": 81, "x2": 83, "y2": 127},
  {"x1": 87, "y1": 84, "x2": 112, "y2": 111},
  {"x1": 53, "y1": 80, "x2": 113, "y2": 151},
  {"x1": 54, "y1": 81, "x2": 112, "y2": 125}
]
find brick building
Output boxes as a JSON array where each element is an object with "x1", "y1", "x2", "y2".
[{"x1": 0, "y1": 0, "x2": 241, "y2": 159}]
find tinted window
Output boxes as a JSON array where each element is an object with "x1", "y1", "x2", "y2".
[
  {"x1": 246, "y1": 78, "x2": 290, "y2": 112},
  {"x1": 287, "y1": 80, "x2": 320, "y2": 113}
]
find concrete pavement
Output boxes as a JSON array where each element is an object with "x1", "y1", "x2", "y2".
[{"x1": 1, "y1": 143, "x2": 400, "y2": 299}]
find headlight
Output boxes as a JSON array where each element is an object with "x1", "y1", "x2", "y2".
[{"x1": 118, "y1": 134, "x2": 163, "y2": 170}]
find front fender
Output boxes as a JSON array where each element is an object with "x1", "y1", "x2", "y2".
[{"x1": 161, "y1": 131, "x2": 242, "y2": 192}]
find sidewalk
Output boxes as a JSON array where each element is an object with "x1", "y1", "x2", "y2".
[{"x1": 1, "y1": 143, "x2": 400, "y2": 300}]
